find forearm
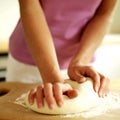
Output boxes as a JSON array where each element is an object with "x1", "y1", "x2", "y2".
[
  {"x1": 70, "y1": 0, "x2": 116, "y2": 66},
  {"x1": 71, "y1": 14, "x2": 111, "y2": 65},
  {"x1": 19, "y1": 0, "x2": 63, "y2": 83}
]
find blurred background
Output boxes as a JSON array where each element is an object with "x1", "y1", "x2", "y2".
[{"x1": 0, "y1": 0, "x2": 120, "y2": 81}]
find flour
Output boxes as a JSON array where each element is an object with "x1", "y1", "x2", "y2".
[
  {"x1": 15, "y1": 93, "x2": 27, "y2": 107},
  {"x1": 62, "y1": 90, "x2": 120, "y2": 118},
  {"x1": 15, "y1": 90, "x2": 120, "y2": 118}
]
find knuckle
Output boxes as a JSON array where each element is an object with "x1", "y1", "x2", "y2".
[
  {"x1": 45, "y1": 82, "x2": 52, "y2": 87},
  {"x1": 53, "y1": 82, "x2": 61, "y2": 91},
  {"x1": 44, "y1": 83, "x2": 53, "y2": 91},
  {"x1": 100, "y1": 85, "x2": 105, "y2": 89},
  {"x1": 101, "y1": 77, "x2": 110, "y2": 85},
  {"x1": 87, "y1": 66, "x2": 94, "y2": 70},
  {"x1": 54, "y1": 82, "x2": 61, "y2": 87},
  {"x1": 45, "y1": 92, "x2": 53, "y2": 101},
  {"x1": 29, "y1": 89, "x2": 35, "y2": 97},
  {"x1": 95, "y1": 80, "x2": 100, "y2": 85},
  {"x1": 37, "y1": 85, "x2": 42, "y2": 91}
]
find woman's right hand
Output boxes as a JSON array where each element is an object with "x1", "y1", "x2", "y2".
[{"x1": 28, "y1": 82, "x2": 78, "y2": 109}]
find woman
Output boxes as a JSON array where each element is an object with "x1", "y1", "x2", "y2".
[{"x1": 6, "y1": 0, "x2": 117, "y2": 109}]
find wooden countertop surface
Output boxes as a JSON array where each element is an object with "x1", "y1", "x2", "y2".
[{"x1": 0, "y1": 80, "x2": 120, "y2": 120}]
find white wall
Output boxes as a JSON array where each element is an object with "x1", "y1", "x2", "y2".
[
  {"x1": 0, "y1": 0, "x2": 19, "y2": 40},
  {"x1": 109, "y1": 0, "x2": 120, "y2": 33}
]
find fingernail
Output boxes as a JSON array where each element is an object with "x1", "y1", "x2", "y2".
[
  {"x1": 50, "y1": 104, "x2": 54, "y2": 109},
  {"x1": 95, "y1": 86, "x2": 99, "y2": 92},
  {"x1": 38, "y1": 103, "x2": 43, "y2": 108},
  {"x1": 102, "y1": 94, "x2": 105, "y2": 98},
  {"x1": 99, "y1": 92, "x2": 102, "y2": 97},
  {"x1": 58, "y1": 101, "x2": 63, "y2": 107}
]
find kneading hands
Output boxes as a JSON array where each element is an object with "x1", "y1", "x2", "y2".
[{"x1": 28, "y1": 65, "x2": 110, "y2": 109}]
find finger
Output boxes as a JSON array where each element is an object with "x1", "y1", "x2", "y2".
[
  {"x1": 101, "y1": 88, "x2": 109, "y2": 98},
  {"x1": 74, "y1": 66, "x2": 100, "y2": 91},
  {"x1": 44, "y1": 83, "x2": 55, "y2": 109},
  {"x1": 28, "y1": 89, "x2": 36, "y2": 105},
  {"x1": 62, "y1": 83, "x2": 78, "y2": 98},
  {"x1": 98, "y1": 76, "x2": 110, "y2": 97},
  {"x1": 85, "y1": 66, "x2": 100, "y2": 92},
  {"x1": 36, "y1": 85, "x2": 44, "y2": 108},
  {"x1": 66, "y1": 89, "x2": 79, "y2": 98},
  {"x1": 53, "y1": 83, "x2": 63, "y2": 107}
]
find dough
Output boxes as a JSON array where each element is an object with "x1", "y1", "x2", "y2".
[{"x1": 25, "y1": 78, "x2": 101, "y2": 114}]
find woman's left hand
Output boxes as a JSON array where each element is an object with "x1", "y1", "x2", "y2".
[{"x1": 68, "y1": 65, "x2": 110, "y2": 97}]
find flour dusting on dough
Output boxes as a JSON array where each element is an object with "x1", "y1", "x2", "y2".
[
  {"x1": 62, "y1": 90, "x2": 120, "y2": 118},
  {"x1": 15, "y1": 90, "x2": 120, "y2": 118}
]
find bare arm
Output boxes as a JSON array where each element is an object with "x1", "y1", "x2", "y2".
[
  {"x1": 19, "y1": 0, "x2": 78, "y2": 109},
  {"x1": 70, "y1": 0, "x2": 117, "y2": 66},
  {"x1": 19, "y1": 0, "x2": 63, "y2": 83},
  {"x1": 68, "y1": 0, "x2": 117, "y2": 97}
]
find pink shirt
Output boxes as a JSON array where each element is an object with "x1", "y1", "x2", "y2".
[{"x1": 10, "y1": 0, "x2": 102, "y2": 69}]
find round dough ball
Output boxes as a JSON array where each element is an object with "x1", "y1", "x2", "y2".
[{"x1": 25, "y1": 78, "x2": 101, "y2": 114}]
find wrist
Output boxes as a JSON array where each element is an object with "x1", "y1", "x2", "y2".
[
  {"x1": 69, "y1": 58, "x2": 88, "y2": 68},
  {"x1": 40, "y1": 67, "x2": 64, "y2": 84}
]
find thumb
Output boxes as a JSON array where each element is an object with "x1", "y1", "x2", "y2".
[{"x1": 66, "y1": 89, "x2": 79, "y2": 99}]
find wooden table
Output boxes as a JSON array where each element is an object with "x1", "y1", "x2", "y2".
[{"x1": 0, "y1": 80, "x2": 120, "y2": 120}]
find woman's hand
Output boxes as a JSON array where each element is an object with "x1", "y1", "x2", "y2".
[
  {"x1": 28, "y1": 82, "x2": 78, "y2": 109},
  {"x1": 68, "y1": 65, "x2": 110, "y2": 97}
]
